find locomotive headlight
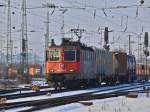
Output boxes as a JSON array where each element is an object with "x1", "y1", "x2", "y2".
[
  {"x1": 60, "y1": 64, "x2": 65, "y2": 69},
  {"x1": 50, "y1": 69, "x2": 54, "y2": 72},
  {"x1": 70, "y1": 69, "x2": 74, "y2": 72}
]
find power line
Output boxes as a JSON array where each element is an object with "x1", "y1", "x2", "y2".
[{"x1": 63, "y1": 0, "x2": 150, "y2": 27}]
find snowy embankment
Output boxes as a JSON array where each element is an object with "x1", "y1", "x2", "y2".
[{"x1": 38, "y1": 93, "x2": 150, "y2": 112}]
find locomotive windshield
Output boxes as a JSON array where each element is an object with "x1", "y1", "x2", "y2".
[
  {"x1": 49, "y1": 50, "x2": 60, "y2": 61},
  {"x1": 64, "y1": 50, "x2": 76, "y2": 61}
]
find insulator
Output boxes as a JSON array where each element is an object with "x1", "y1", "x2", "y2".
[
  {"x1": 144, "y1": 32, "x2": 148, "y2": 48},
  {"x1": 140, "y1": 0, "x2": 144, "y2": 4},
  {"x1": 22, "y1": 39, "x2": 26, "y2": 52}
]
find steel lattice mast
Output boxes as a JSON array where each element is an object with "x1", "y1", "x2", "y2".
[
  {"x1": 21, "y1": 0, "x2": 28, "y2": 75},
  {"x1": 45, "y1": 4, "x2": 49, "y2": 49},
  {"x1": 6, "y1": 0, "x2": 12, "y2": 65}
]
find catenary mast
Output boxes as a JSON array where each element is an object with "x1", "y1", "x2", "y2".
[{"x1": 21, "y1": 0, "x2": 28, "y2": 77}]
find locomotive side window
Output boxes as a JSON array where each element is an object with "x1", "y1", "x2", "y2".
[
  {"x1": 64, "y1": 50, "x2": 76, "y2": 61},
  {"x1": 49, "y1": 50, "x2": 60, "y2": 61}
]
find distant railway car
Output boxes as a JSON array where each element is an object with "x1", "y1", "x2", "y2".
[
  {"x1": 7, "y1": 66, "x2": 18, "y2": 79},
  {"x1": 113, "y1": 52, "x2": 127, "y2": 75},
  {"x1": 127, "y1": 55, "x2": 136, "y2": 82},
  {"x1": 136, "y1": 64, "x2": 142, "y2": 76},
  {"x1": 112, "y1": 52, "x2": 128, "y2": 83},
  {"x1": 28, "y1": 67, "x2": 35, "y2": 77},
  {"x1": 45, "y1": 38, "x2": 136, "y2": 89},
  {"x1": 136, "y1": 64, "x2": 150, "y2": 81},
  {"x1": 0, "y1": 64, "x2": 7, "y2": 78},
  {"x1": 28, "y1": 64, "x2": 42, "y2": 78},
  {"x1": 94, "y1": 48, "x2": 114, "y2": 84}
]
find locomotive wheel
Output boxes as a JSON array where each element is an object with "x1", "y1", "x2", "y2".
[
  {"x1": 47, "y1": 80, "x2": 55, "y2": 88},
  {"x1": 54, "y1": 82, "x2": 64, "y2": 90}
]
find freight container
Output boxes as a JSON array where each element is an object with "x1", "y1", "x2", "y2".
[
  {"x1": 127, "y1": 55, "x2": 136, "y2": 82},
  {"x1": 136, "y1": 64, "x2": 150, "y2": 81},
  {"x1": 28, "y1": 64, "x2": 43, "y2": 77},
  {"x1": 94, "y1": 48, "x2": 113, "y2": 77},
  {"x1": 112, "y1": 52, "x2": 127, "y2": 76},
  {"x1": 112, "y1": 52, "x2": 127, "y2": 83}
]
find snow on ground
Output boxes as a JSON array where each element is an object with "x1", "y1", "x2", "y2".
[
  {"x1": 17, "y1": 84, "x2": 31, "y2": 88},
  {"x1": 31, "y1": 80, "x2": 48, "y2": 87},
  {"x1": 5, "y1": 83, "x2": 150, "y2": 112},
  {"x1": 7, "y1": 89, "x2": 97, "y2": 103},
  {"x1": 37, "y1": 93, "x2": 150, "y2": 112},
  {"x1": 17, "y1": 79, "x2": 47, "y2": 88},
  {"x1": 6, "y1": 83, "x2": 149, "y2": 103}
]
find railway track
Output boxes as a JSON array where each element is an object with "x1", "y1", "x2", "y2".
[
  {"x1": 22, "y1": 91, "x2": 129, "y2": 112},
  {"x1": 0, "y1": 85, "x2": 50, "y2": 95},
  {"x1": 0, "y1": 90, "x2": 129, "y2": 111},
  {"x1": 0, "y1": 83, "x2": 139, "y2": 100},
  {"x1": 0, "y1": 88, "x2": 68, "y2": 100},
  {"x1": 0, "y1": 83, "x2": 127, "y2": 100},
  {"x1": 1, "y1": 82, "x2": 149, "y2": 111},
  {"x1": 0, "y1": 89, "x2": 19, "y2": 95},
  {"x1": 21, "y1": 89, "x2": 150, "y2": 112}
]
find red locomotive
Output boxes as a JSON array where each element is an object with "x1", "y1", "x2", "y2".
[{"x1": 45, "y1": 38, "x2": 95, "y2": 88}]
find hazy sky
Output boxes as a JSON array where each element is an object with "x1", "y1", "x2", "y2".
[{"x1": 0, "y1": 0, "x2": 150, "y2": 59}]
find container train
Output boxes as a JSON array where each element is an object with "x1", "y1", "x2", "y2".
[
  {"x1": 45, "y1": 38, "x2": 136, "y2": 89},
  {"x1": 136, "y1": 64, "x2": 150, "y2": 81},
  {"x1": 4, "y1": 64, "x2": 43, "y2": 79}
]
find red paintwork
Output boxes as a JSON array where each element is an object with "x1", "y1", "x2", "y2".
[
  {"x1": 45, "y1": 48, "x2": 80, "y2": 75},
  {"x1": 136, "y1": 64, "x2": 150, "y2": 76},
  {"x1": 45, "y1": 61, "x2": 80, "y2": 74}
]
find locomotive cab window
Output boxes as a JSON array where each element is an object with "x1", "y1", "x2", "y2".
[
  {"x1": 64, "y1": 50, "x2": 76, "y2": 61},
  {"x1": 49, "y1": 50, "x2": 60, "y2": 61}
]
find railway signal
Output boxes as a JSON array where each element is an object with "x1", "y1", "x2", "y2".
[
  {"x1": 104, "y1": 27, "x2": 109, "y2": 45},
  {"x1": 144, "y1": 32, "x2": 149, "y2": 56},
  {"x1": 140, "y1": 0, "x2": 144, "y2": 4},
  {"x1": 143, "y1": 32, "x2": 149, "y2": 81},
  {"x1": 103, "y1": 27, "x2": 110, "y2": 51},
  {"x1": 144, "y1": 32, "x2": 148, "y2": 48}
]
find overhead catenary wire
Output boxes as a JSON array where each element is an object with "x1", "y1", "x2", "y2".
[
  {"x1": 1, "y1": 0, "x2": 149, "y2": 37},
  {"x1": 0, "y1": 0, "x2": 149, "y2": 58},
  {"x1": 9, "y1": 0, "x2": 149, "y2": 30},
  {"x1": 62, "y1": 0, "x2": 150, "y2": 28},
  {"x1": 2, "y1": 0, "x2": 150, "y2": 30}
]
